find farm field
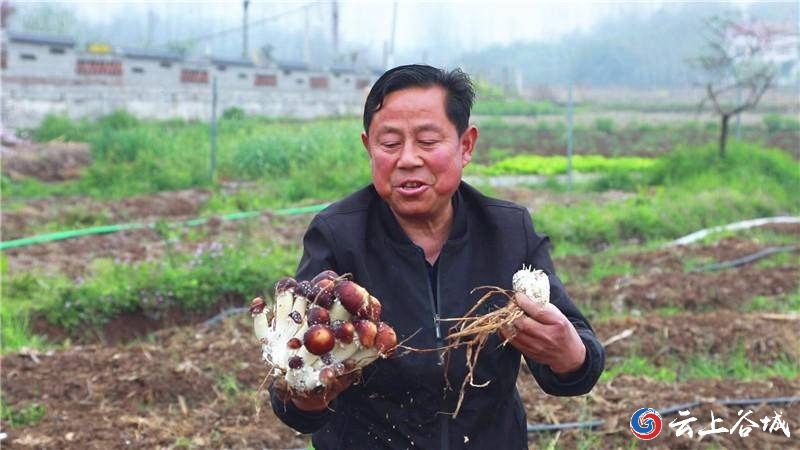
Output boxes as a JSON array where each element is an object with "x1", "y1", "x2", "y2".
[{"x1": 1, "y1": 107, "x2": 799, "y2": 449}]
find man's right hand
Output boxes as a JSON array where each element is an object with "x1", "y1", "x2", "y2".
[{"x1": 291, "y1": 369, "x2": 361, "y2": 412}]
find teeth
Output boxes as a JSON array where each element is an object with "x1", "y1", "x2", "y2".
[{"x1": 403, "y1": 182, "x2": 421, "y2": 188}]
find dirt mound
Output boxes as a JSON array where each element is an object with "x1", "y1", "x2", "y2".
[{"x1": 1, "y1": 141, "x2": 91, "y2": 182}]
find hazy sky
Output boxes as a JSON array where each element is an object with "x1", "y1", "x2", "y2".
[
  {"x1": 15, "y1": 0, "x2": 765, "y2": 67},
  {"x1": 63, "y1": 1, "x2": 718, "y2": 52}
]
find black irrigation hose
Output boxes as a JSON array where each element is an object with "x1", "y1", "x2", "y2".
[
  {"x1": 689, "y1": 245, "x2": 800, "y2": 273},
  {"x1": 527, "y1": 420, "x2": 604, "y2": 432},
  {"x1": 526, "y1": 396, "x2": 800, "y2": 433},
  {"x1": 201, "y1": 307, "x2": 248, "y2": 327}
]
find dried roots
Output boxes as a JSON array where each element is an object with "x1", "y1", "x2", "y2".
[{"x1": 441, "y1": 286, "x2": 525, "y2": 417}]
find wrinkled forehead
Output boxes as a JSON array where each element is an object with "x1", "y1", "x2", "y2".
[{"x1": 369, "y1": 86, "x2": 454, "y2": 134}]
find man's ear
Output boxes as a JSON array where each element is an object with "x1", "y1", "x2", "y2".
[
  {"x1": 460, "y1": 125, "x2": 478, "y2": 167},
  {"x1": 361, "y1": 132, "x2": 371, "y2": 158}
]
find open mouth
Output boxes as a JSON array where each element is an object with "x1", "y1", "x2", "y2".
[{"x1": 396, "y1": 181, "x2": 428, "y2": 195}]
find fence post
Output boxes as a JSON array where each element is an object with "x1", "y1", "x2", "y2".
[
  {"x1": 210, "y1": 76, "x2": 218, "y2": 183},
  {"x1": 566, "y1": 83, "x2": 574, "y2": 190}
]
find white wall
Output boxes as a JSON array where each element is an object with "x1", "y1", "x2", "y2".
[
  {"x1": 0, "y1": 37, "x2": 380, "y2": 128},
  {"x1": 5, "y1": 41, "x2": 75, "y2": 78},
  {"x1": 0, "y1": 83, "x2": 367, "y2": 128},
  {"x1": 212, "y1": 64, "x2": 256, "y2": 91},
  {"x1": 124, "y1": 58, "x2": 180, "y2": 86}
]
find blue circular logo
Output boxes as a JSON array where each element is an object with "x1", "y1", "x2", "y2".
[{"x1": 630, "y1": 407, "x2": 662, "y2": 440}]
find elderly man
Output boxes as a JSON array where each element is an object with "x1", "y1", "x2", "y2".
[{"x1": 271, "y1": 64, "x2": 604, "y2": 449}]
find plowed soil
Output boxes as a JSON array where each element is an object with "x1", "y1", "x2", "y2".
[
  {"x1": 1, "y1": 189, "x2": 212, "y2": 241},
  {"x1": 3, "y1": 313, "x2": 798, "y2": 449},
  {"x1": 1, "y1": 142, "x2": 91, "y2": 182},
  {"x1": 3, "y1": 211, "x2": 309, "y2": 278}
]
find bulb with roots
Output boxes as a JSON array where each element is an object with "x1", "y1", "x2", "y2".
[{"x1": 251, "y1": 271, "x2": 398, "y2": 396}]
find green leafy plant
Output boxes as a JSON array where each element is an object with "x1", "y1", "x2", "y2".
[
  {"x1": 764, "y1": 114, "x2": 800, "y2": 133},
  {"x1": 1, "y1": 401, "x2": 47, "y2": 427},
  {"x1": 32, "y1": 114, "x2": 88, "y2": 142},
  {"x1": 594, "y1": 117, "x2": 615, "y2": 134},
  {"x1": 472, "y1": 154, "x2": 656, "y2": 176},
  {"x1": 221, "y1": 107, "x2": 246, "y2": 121}
]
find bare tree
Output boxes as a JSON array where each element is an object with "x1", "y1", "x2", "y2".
[{"x1": 696, "y1": 14, "x2": 792, "y2": 157}]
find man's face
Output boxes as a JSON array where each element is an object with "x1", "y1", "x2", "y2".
[{"x1": 362, "y1": 86, "x2": 477, "y2": 223}]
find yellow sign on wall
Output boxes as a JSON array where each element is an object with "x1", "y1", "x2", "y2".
[{"x1": 87, "y1": 43, "x2": 112, "y2": 54}]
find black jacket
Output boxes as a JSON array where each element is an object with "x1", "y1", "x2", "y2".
[{"x1": 271, "y1": 183, "x2": 604, "y2": 449}]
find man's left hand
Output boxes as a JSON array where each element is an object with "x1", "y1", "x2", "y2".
[{"x1": 499, "y1": 293, "x2": 587, "y2": 376}]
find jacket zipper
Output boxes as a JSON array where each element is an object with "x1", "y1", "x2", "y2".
[
  {"x1": 418, "y1": 246, "x2": 450, "y2": 449},
  {"x1": 432, "y1": 254, "x2": 450, "y2": 450}
]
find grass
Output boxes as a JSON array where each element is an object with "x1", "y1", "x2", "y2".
[
  {"x1": 0, "y1": 400, "x2": 47, "y2": 428},
  {"x1": 681, "y1": 352, "x2": 799, "y2": 381},
  {"x1": 0, "y1": 307, "x2": 48, "y2": 351},
  {"x1": 741, "y1": 289, "x2": 800, "y2": 313},
  {"x1": 5, "y1": 112, "x2": 370, "y2": 206},
  {"x1": 602, "y1": 348, "x2": 799, "y2": 383},
  {"x1": 537, "y1": 143, "x2": 799, "y2": 252},
  {"x1": 752, "y1": 250, "x2": 800, "y2": 270},
  {"x1": 1, "y1": 239, "x2": 299, "y2": 352},
  {"x1": 7, "y1": 112, "x2": 796, "y2": 243},
  {"x1": 215, "y1": 372, "x2": 242, "y2": 400},
  {"x1": 601, "y1": 355, "x2": 678, "y2": 382},
  {"x1": 556, "y1": 249, "x2": 639, "y2": 286},
  {"x1": 173, "y1": 436, "x2": 195, "y2": 449},
  {"x1": 586, "y1": 260, "x2": 635, "y2": 284}
]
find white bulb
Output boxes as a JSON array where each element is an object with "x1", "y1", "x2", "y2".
[{"x1": 512, "y1": 266, "x2": 550, "y2": 306}]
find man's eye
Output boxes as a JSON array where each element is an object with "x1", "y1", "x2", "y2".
[
  {"x1": 382, "y1": 142, "x2": 400, "y2": 148},
  {"x1": 419, "y1": 140, "x2": 437, "y2": 146}
]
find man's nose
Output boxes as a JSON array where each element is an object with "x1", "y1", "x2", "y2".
[{"x1": 397, "y1": 141, "x2": 423, "y2": 168}]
